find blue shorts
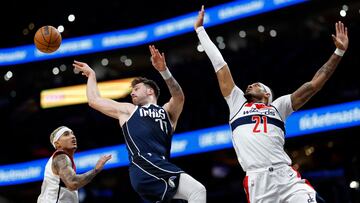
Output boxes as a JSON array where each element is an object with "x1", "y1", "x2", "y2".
[{"x1": 129, "y1": 153, "x2": 185, "y2": 203}]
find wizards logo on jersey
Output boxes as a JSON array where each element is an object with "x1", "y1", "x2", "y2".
[{"x1": 243, "y1": 107, "x2": 276, "y2": 116}]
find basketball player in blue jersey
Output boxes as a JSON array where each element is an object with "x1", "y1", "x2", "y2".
[
  {"x1": 73, "y1": 45, "x2": 206, "y2": 203},
  {"x1": 194, "y1": 5, "x2": 348, "y2": 203}
]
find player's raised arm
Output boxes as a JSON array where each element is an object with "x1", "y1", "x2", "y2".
[
  {"x1": 149, "y1": 45, "x2": 184, "y2": 129},
  {"x1": 73, "y1": 61, "x2": 135, "y2": 119},
  {"x1": 291, "y1": 21, "x2": 349, "y2": 111},
  {"x1": 194, "y1": 5, "x2": 235, "y2": 97}
]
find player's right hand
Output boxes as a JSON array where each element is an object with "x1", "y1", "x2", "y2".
[
  {"x1": 332, "y1": 21, "x2": 348, "y2": 51},
  {"x1": 194, "y1": 5, "x2": 205, "y2": 30},
  {"x1": 73, "y1": 60, "x2": 95, "y2": 77}
]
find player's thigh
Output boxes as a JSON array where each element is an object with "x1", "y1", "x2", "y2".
[{"x1": 286, "y1": 191, "x2": 317, "y2": 203}]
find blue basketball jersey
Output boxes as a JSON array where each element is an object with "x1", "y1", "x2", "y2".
[{"x1": 122, "y1": 104, "x2": 173, "y2": 159}]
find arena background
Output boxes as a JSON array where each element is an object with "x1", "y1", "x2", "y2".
[{"x1": 0, "y1": 0, "x2": 359, "y2": 202}]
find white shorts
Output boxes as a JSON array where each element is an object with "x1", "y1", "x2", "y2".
[{"x1": 243, "y1": 164, "x2": 317, "y2": 203}]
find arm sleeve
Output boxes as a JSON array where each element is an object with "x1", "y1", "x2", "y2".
[
  {"x1": 271, "y1": 94, "x2": 294, "y2": 121},
  {"x1": 196, "y1": 26, "x2": 227, "y2": 72},
  {"x1": 224, "y1": 86, "x2": 247, "y2": 119}
]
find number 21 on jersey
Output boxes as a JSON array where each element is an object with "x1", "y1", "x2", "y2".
[{"x1": 252, "y1": 115, "x2": 268, "y2": 133}]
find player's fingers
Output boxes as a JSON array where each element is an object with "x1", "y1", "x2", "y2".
[
  {"x1": 149, "y1": 45, "x2": 155, "y2": 55},
  {"x1": 102, "y1": 155, "x2": 112, "y2": 162},
  {"x1": 162, "y1": 52, "x2": 165, "y2": 59},
  {"x1": 74, "y1": 60, "x2": 84, "y2": 65},
  {"x1": 151, "y1": 45, "x2": 156, "y2": 55},
  {"x1": 339, "y1": 21, "x2": 343, "y2": 34},
  {"x1": 345, "y1": 27, "x2": 348, "y2": 36},
  {"x1": 338, "y1": 21, "x2": 343, "y2": 34},
  {"x1": 148, "y1": 45, "x2": 152, "y2": 54}
]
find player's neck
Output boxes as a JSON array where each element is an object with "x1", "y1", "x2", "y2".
[
  {"x1": 249, "y1": 97, "x2": 267, "y2": 104},
  {"x1": 62, "y1": 148, "x2": 75, "y2": 157},
  {"x1": 142, "y1": 97, "x2": 157, "y2": 106}
]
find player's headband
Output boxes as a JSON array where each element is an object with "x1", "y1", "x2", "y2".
[
  {"x1": 52, "y1": 126, "x2": 72, "y2": 148},
  {"x1": 259, "y1": 83, "x2": 273, "y2": 104}
]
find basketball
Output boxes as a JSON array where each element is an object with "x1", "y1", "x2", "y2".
[{"x1": 34, "y1": 25, "x2": 62, "y2": 53}]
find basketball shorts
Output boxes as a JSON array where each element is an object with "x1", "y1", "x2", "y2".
[
  {"x1": 129, "y1": 153, "x2": 185, "y2": 203},
  {"x1": 243, "y1": 164, "x2": 320, "y2": 203}
]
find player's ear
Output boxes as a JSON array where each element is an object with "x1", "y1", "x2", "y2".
[
  {"x1": 264, "y1": 92, "x2": 270, "y2": 102},
  {"x1": 54, "y1": 141, "x2": 61, "y2": 149},
  {"x1": 146, "y1": 87, "x2": 154, "y2": 96}
]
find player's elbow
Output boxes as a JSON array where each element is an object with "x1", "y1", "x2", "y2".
[
  {"x1": 88, "y1": 99, "x2": 96, "y2": 108},
  {"x1": 177, "y1": 93, "x2": 185, "y2": 103},
  {"x1": 88, "y1": 98, "x2": 100, "y2": 109},
  {"x1": 65, "y1": 182, "x2": 80, "y2": 191},
  {"x1": 172, "y1": 91, "x2": 185, "y2": 104},
  {"x1": 309, "y1": 81, "x2": 323, "y2": 93}
]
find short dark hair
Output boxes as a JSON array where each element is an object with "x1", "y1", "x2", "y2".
[{"x1": 131, "y1": 77, "x2": 160, "y2": 98}]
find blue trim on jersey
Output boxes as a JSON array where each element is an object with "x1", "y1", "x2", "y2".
[
  {"x1": 231, "y1": 114, "x2": 285, "y2": 132},
  {"x1": 122, "y1": 122, "x2": 140, "y2": 155}
]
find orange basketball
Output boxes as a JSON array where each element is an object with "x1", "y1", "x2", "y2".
[{"x1": 34, "y1": 25, "x2": 62, "y2": 53}]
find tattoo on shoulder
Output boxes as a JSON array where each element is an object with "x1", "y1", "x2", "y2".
[{"x1": 53, "y1": 154, "x2": 71, "y2": 170}]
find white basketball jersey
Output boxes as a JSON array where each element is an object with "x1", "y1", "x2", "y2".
[
  {"x1": 37, "y1": 151, "x2": 78, "y2": 203},
  {"x1": 225, "y1": 86, "x2": 294, "y2": 171}
]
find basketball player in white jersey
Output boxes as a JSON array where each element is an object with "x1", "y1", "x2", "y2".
[
  {"x1": 37, "y1": 126, "x2": 112, "y2": 203},
  {"x1": 194, "y1": 5, "x2": 348, "y2": 203}
]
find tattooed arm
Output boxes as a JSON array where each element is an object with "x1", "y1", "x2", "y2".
[
  {"x1": 53, "y1": 154, "x2": 111, "y2": 191},
  {"x1": 149, "y1": 45, "x2": 185, "y2": 129},
  {"x1": 162, "y1": 76, "x2": 185, "y2": 129},
  {"x1": 291, "y1": 21, "x2": 349, "y2": 111}
]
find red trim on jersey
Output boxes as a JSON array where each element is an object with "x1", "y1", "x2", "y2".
[
  {"x1": 291, "y1": 166, "x2": 314, "y2": 189},
  {"x1": 52, "y1": 150, "x2": 76, "y2": 171},
  {"x1": 243, "y1": 176, "x2": 250, "y2": 203},
  {"x1": 305, "y1": 179, "x2": 314, "y2": 189},
  {"x1": 291, "y1": 166, "x2": 301, "y2": 178},
  {"x1": 245, "y1": 102, "x2": 271, "y2": 109}
]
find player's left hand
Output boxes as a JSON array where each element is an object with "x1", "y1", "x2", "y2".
[
  {"x1": 94, "y1": 154, "x2": 112, "y2": 173},
  {"x1": 149, "y1": 45, "x2": 167, "y2": 71},
  {"x1": 332, "y1": 21, "x2": 349, "y2": 51}
]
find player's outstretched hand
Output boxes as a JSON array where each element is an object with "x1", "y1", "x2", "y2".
[
  {"x1": 194, "y1": 5, "x2": 205, "y2": 30},
  {"x1": 94, "y1": 155, "x2": 112, "y2": 173},
  {"x1": 332, "y1": 21, "x2": 349, "y2": 51},
  {"x1": 73, "y1": 60, "x2": 95, "y2": 77},
  {"x1": 149, "y1": 45, "x2": 167, "y2": 71}
]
